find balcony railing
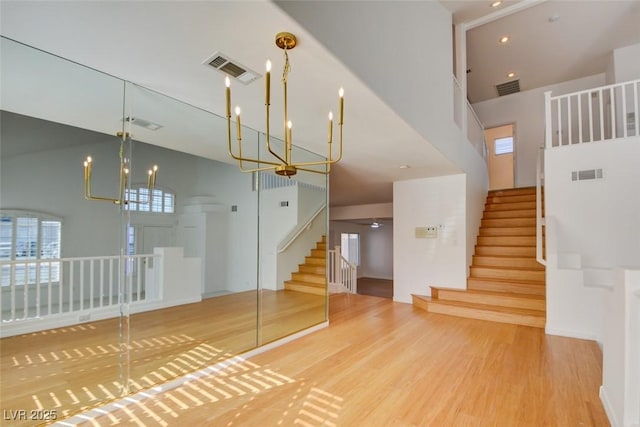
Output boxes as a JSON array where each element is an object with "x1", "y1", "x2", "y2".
[
  {"x1": 1, "y1": 254, "x2": 156, "y2": 323},
  {"x1": 545, "y1": 79, "x2": 640, "y2": 148}
]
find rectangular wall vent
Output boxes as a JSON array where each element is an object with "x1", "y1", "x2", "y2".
[
  {"x1": 203, "y1": 51, "x2": 260, "y2": 85},
  {"x1": 496, "y1": 79, "x2": 520, "y2": 96},
  {"x1": 571, "y1": 168, "x2": 603, "y2": 181}
]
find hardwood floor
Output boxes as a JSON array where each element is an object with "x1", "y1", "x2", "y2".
[
  {"x1": 0, "y1": 290, "x2": 325, "y2": 425},
  {"x1": 74, "y1": 293, "x2": 608, "y2": 427},
  {"x1": 357, "y1": 277, "x2": 393, "y2": 299}
]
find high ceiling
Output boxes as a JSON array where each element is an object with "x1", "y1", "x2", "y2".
[
  {"x1": 442, "y1": 0, "x2": 640, "y2": 103},
  {"x1": 1, "y1": 0, "x2": 638, "y2": 209}
]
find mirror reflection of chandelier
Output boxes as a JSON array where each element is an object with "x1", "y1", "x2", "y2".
[
  {"x1": 82, "y1": 131, "x2": 158, "y2": 205},
  {"x1": 225, "y1": 32, "x2": 344, "y2": 177}
]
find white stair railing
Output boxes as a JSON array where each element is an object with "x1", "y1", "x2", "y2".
[
  {"x1": 327, "y1": 246, "x2": 357, "y2": 293},
  {"x1": 0, "y1": 254, "x2": 157, "y2": 322},
  {"x1": 545, "y1": 79, "x2": 640, "y2": 148},
  {"x1": 536, "y1": 147, "x2": 546, "y2": 266}
]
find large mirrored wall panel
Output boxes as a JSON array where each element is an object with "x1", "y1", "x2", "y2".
[
  {"x1": 122, "y1": 82, "x2": 261, "y2": 391},
  {"x1": 256, "y1": 137, "x2": 328, "y2": 345},
  {"x1": 0, "y1": 37, "x2": 126, "y2": 421},
  {"x1": 0, "y1": 37, "x2": 329, "y2": 424}
]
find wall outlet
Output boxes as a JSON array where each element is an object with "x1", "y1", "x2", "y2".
[{"x1": 426, "y1": 226, "x2": 438, "y2": 238}]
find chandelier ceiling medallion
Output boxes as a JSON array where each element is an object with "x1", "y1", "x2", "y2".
[{"x1": 225, "y1": 32, "x2": 344, "y2": 177}]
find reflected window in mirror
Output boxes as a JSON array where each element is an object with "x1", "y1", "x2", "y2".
[
  {"x1": 125, "y1": 186, "x2": 175, "y2": 213},
  {"x1": 0, "y1": 211, "x2": 62, "y2": 286}
]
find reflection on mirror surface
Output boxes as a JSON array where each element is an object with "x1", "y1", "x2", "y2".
[{"x1": 1, "y1": 37, "x2": 328, "y2": 423}]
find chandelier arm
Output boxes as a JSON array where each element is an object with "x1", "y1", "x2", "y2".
[
  {"x1": 289, "y1": 125, "x2": 343, "y2": 168},
  {"x1": 236, "y1": 164, "x2": 281, "y2": 174},
  {"x1": 227, "y1": 114, "x2": 281, "y2": 167},
  {"x1": 265, "y1": 100, "x2": 287, "y2": 164},
  {"x1": 295, "y1": 166, "x2": 329, "y2": 175}
]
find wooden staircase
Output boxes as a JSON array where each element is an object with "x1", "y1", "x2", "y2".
[
  {"x1": 413, "y1": 187, "x2": 546, "y2": 328},
  {"x1": 284, "y1": 236, "x2": 327, "y2": 295}
]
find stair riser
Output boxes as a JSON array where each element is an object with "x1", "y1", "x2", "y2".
[
  {"x1": 434, "y1": 289, "x2": 545, "y2": 311},
  {"x1": 472, "y1": 256, "x2": 544, "y2": 269},
  {"x1": 485, "y1": 202, "x2": 537, "y2": 211},
  {"x1": 316, "y1": 243, "x2": 326, "y2": 250},
  {"x1": 426, "y1": 302, "x2": 545, "y2": 328},
  {"x1": 486, "y1": 194, "x2": 537, "y2": 204},
  {"x1": 470, "y1": 267, "x2": 545, "y2": 282},
  {"x1": 467, "y1": 278, "x2": 545, "y2": 296},
  {"x1": 284, "y1": 282, "x2": 326, "y2": 295},
  {"x1": 483, "y1": 209, "x2": 536, "y2": 219},
  {"x1": 479, "y1": 227, "x2": 535, "y2": 237},
  {"x1": 305, "y1": 257, "x2": 326, "y2": 266},
  {"x1": 477, "y1": 236, "x2": 536, "y2": 246},
  {"x1": 291, "y1": 273, "x2": 326, "y2": 285},
  {"x1": 481, "y1": 218, "x2": 536, "y2": 228},
  {"x1": 310, "y1": 249, "x2": 326, "y2": 258},
  {"x1": 475, "y1": 246, "x2": 536, "y2": 257},
  {"x1": 299, "y1": 265, "x2": 326, "y2": 274},
  {"x1": 489, "y1": 187, "x2": 536, "y2": 197}
]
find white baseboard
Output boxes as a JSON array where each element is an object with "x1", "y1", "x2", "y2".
[
  {"x1": 545, "y1": 326, "x2": 601, "y2": 344},
  {"x1": 600, "y1": 386, "x2": 619, "y2": 427},
  {"x1": 60, "y1": 321, "x2": 329, "y2": 426}
]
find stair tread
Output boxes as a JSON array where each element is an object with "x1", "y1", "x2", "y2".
[
  {"x1": 285, "y1": 280, "x2": 325, "y2": 288},
  {"x1": 471, "y1": 265, "x2": 545, "y2": 271},
  {"x1": 427, "y1": 299, "x2": 546, "y2": 316},
  {"x1": 431, "y1": 287, "x2": 545, "y2": 300}
]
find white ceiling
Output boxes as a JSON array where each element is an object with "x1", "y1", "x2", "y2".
[
  {"x1": 442, "y1": 0, "x2": 640, "y2": 103},
  {"x1": 1, "y1": 1, "x2": 638, "y2": 209}
]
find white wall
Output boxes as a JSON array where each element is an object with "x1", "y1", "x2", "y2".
[
  {"x1": 545, "y1": 136, "x2": 640, "y2": 341},
  {"x1": 260, "y1": 186, "x2": 298, "y2": 290},
  {"x1": 613, "y1": 43, "x2": 640, "y2": 83},
  {"x1": 473, "y1": 73, "x2": 607, "y2": 188},
  {"x1": 393, "y1": 174, "x2": 467, "y2": 303},
  {"x1": 329, "y1": 203, "x2": 392, "y2": 221}
]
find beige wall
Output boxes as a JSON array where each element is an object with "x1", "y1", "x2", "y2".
[{"x1": 485, "y1": 124, "x2": 514, "y2": 190}]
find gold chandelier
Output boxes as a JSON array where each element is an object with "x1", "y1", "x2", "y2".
[
  {"x1": 82, "y1": 131, "x2": 158, "y2": 205},
  {"x1": 225, "y1": 32, "x2": 344, "y2": 177}
]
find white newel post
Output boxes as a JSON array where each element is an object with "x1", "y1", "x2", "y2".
[{"x1": 544, "y1": 90, "x2": 552, "y2": 148}]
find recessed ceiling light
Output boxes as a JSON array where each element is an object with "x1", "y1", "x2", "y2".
[
  {"x1": 399, "y1": 164, "x2": 410, "y2": 169},
  {"x1": 507, "y1": 72, "x2": 516, "y2": 78},
  {"x1": 548, "y1": 14, "x2": 560, "y2": 23},
  {"x1": 491, "y1": 1, "x2": 502, "y2": 7},
  {"x1": 500, "y1": 36, "x2": 510, "y2": 44}
]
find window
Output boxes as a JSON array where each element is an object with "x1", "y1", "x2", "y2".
[
  {"x1": 0, "y1": 212, "x2": 62, "y2": 286},
  {"x1": 494, "y1": 136, "x2": 514, "y2": 155},
  {"x1": 340, "y1": 233, "x2": 360, "y2": 266},
  {"x1": 125, "y1": 186, "x2": 175, "y2": 214}
]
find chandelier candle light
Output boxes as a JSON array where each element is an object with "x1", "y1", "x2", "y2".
[
  {"x1": 83, "y1": 131, "x2": 158, "y2": 205},
  {"x1": 225, "y1": 32, "x2": 344, "y2": 177}
]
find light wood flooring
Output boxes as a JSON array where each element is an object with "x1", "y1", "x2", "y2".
[
  {"x1": 75, "y1": 293, "x2": 608, "y2": 426},
  {"x1": 0, "y1": 290, "x2": 325, "y2": 425},
  {"x1": 357, "y1": 277, "x2": 393, "y2": 299}
]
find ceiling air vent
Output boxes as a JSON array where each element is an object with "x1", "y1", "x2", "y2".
[
  {"x1": 496, "y1": 79, "x2": 520, "y2": 97},
  {"x1": 203, "y1": 51, "x2": 260, "y2": 85}
]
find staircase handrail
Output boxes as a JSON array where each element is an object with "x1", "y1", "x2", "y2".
[
  {"x1": 277, "y1": 204, "x2": 326, "y2": 254},
  {"x1": 536, "y1": 146, "x2": 546, "y2": 266},
  {"x1": 327, "y1": 246, "x2": 357, "y2": 293}
]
